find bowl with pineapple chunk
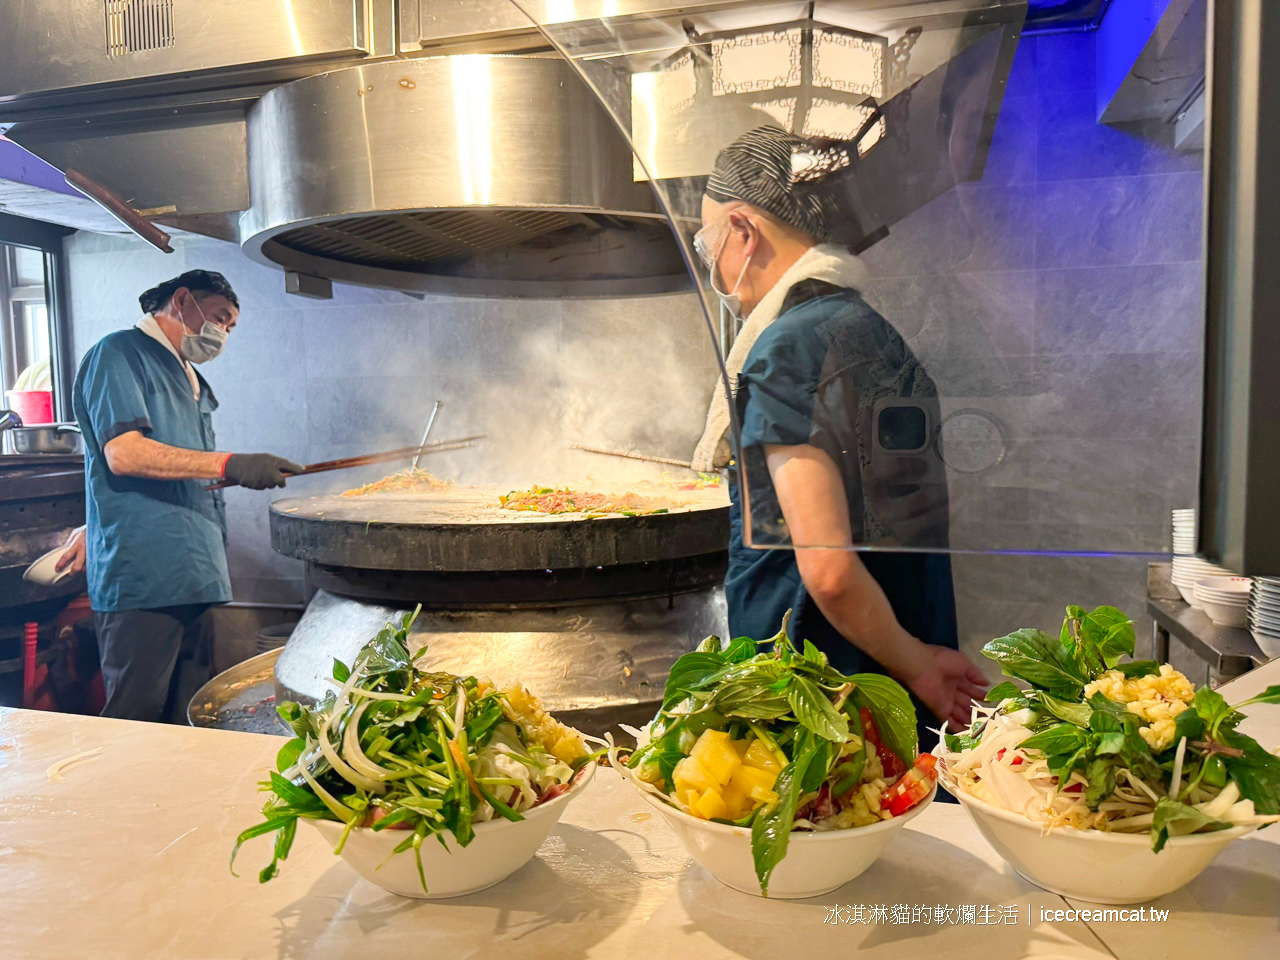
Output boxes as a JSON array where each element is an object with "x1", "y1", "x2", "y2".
[{"x1": 611, "y1": 624, "x2": 939, "y2": 899}]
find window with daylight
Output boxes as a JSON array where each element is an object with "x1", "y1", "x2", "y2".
[{"x1": 0, "y1": 215, "x2": 72, "y2": 424}]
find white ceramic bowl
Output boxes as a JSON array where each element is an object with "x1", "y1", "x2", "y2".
[
  {"x1": 22, "y1": 544, "x2": 77, "y2": 586},
  {"x1": 1175, "y1": 584, "x2": 1200, "y2": 607},
  {"x1": 636, "y1": 780, "x2": 935, "y2": 899},
  {"x1": 1195, "y1": 576, "x2": 1252, "y2": 597},
  {"x1": 1200, "y1": 599, "x2": 1249, "y2": 628},
  {"x1": 309, "y1": 763, "x2": 594, "y2": 899},
  {"x1": 948, "y1": 787, "x2": 1253, "y2": 903},
  {"x1": 1250, "y1": 629, "x2": 1280, "y2": 660}
]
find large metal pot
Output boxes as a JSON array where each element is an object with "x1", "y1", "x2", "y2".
[{"x1": 2, "y1": 423, "x2": 82, "y2": 455}]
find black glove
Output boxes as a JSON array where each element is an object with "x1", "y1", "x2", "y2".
[{"x1": 223, "y1": 453, "x2": 304, "y2": 490}]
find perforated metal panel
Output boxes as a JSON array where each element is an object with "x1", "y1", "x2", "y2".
[{"x1": 105, "y1": 0, "x2": 175, "y2": 57}]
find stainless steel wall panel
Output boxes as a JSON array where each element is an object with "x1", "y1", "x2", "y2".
[{"x1": 0, "y1": 0, "x2": 369, "y2": 103}]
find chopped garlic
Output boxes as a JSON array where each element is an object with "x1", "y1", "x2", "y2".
[{"x1": 1084, "y1": 664, "x2": 1195, "y2": 751}]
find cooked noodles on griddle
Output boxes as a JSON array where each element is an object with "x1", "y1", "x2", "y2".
[
  {"x1": 342, "y1": 468, "x2": 453, "y2": 498},
  {"x1": 498, "y1": 486, "x2": 668, "y2": 516}
]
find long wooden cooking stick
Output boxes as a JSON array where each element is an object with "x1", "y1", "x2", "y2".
[
  {"x1": 569, "y1": 442, "x2": 701, "y2": 471},
  {"x1": 64, "y1": 168, "x2": 175, "y2": 254},
  {"x1": 206, "y1": 436, "x2": 484, "y2": 490}
]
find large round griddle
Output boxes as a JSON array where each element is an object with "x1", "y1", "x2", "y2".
[{"x1": 270, "y1": 488, "x2": 730, "y2": 573}]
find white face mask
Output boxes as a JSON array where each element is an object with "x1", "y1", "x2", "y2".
[
  {"x1": 176, "y1": 297, "x2": 228, "y2": 364},
  {"x1": 703, "y1": 224, "x2": 752, "y2": 320}
]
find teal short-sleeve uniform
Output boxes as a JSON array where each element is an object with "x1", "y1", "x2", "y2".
[
  {"x1": 725, "y1": 280, "x2": 959, "y2": 740},
  {"x1": 72, "y1": 329, "x2": 231, "y2": 612}
]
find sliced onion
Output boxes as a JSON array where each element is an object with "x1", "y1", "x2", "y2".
[
  {"x1": 348, "y1": 688, "x2": 415, "y2": 703},
  {"x1": 1197, "y1": 779, "x2": 1240, "y2": 819},
  {"x1": 317, "y1": 715, "x2": 384, "y2": 794},
  {"x1": 341, "y1": 701, "x2": 400, "y2": 782},
  {"x1": 297, "y1": 744, "x2": 355, "y2": 823}
]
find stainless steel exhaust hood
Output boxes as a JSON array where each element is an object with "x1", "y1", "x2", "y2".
[
  {"x1": 238, "y1": 57, "x2": 689, "y2": 298},
  {"x1": 0, "y1": 0, "x2": 692, "y2": 297},
  {"x1": 0, "y1": 0, "x2": 1020, "y2": 297}
]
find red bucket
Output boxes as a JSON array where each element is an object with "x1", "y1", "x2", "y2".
[{"x1": 6, "y1": 390, "x2": 54, "y2": 425}]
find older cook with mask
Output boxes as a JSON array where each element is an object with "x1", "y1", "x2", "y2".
[
  {"x1": 691, "y1": 127, "x2": 987, "y2": 736},
  {"x1": 58, "y1": 270, "x2": 303, "y2": 722}
]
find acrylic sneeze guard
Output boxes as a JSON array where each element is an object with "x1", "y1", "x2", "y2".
[{"x1": 505, "y1": 0, "x2": 1206, "y2": 559}]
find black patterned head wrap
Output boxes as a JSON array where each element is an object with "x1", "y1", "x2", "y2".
[
  {"x1": 706, "y1": 124, "x2": 876, "y2": 247},
  {"x1": 705, "y1": 126, "x2": 834, "y2": 239}
]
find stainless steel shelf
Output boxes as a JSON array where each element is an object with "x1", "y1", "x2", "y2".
[{"x1": 1147, "y1": 599, "x2": 1268, "y2": 681}]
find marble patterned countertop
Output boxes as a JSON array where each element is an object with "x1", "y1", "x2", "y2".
[{"x1": 1, "y1": 662, "x2": 1277, "y2": 960}]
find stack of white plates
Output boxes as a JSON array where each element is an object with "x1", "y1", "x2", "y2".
[
  {"x1": 1172, "y1": 508, "x2": 1196, "y2": 556},
  {"x1": 1248, "y1": 578, "x2": 1280, "y2": 660},
  {"x1": 1171, "y1": 556, "x2": 1234, "y2": 607},
  {"x1": 1193, "y1": 576, "x2": 1252, "y2": 628}
]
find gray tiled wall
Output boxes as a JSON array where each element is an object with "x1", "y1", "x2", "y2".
[
  {"x1": 857, "y1": 31, "x2": 1203, "y2": 667},
  {"x1": 63, "y1": 31, "x2": 1203, "y2": 674}
]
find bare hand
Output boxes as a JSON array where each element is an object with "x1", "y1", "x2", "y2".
[
  {"x1": 906, "y1": 645, "x2": 988, "y2": 731},
  {"x1": 55, "y1": 526, "x2": 87, "y2": 575}
]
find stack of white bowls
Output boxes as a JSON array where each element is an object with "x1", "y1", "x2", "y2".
[
  {"x1": 1171, "y1": 556, "x2": 1234, "y2": 607},
  {"x1": 1247, "y1": 578, "x2": 1280, "y2": 660},
  {"x1": 1192, "y1": 576, "x2": 1252, "y2": 628},
  {"x1": 1172, "y1": 508, "x2": 1196, "y2": 555}
]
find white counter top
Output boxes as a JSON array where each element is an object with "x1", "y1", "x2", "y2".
[{"x1": 1, "y1": 659, "x2": 1278, "y2": 960}]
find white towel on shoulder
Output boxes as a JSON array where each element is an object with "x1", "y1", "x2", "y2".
[{"x1": 691, "y1": 243, "x2": 870, "y2": 471}]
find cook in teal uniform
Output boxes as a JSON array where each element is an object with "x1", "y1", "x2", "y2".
[
  {"x1": 690, "y1": 127, "x2": 988, "y2": 744},
  {"x1": 62, "y1": 270, "x2": 303, "y2": 722}
]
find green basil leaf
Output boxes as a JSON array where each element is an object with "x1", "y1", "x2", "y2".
[
  {"x1": 849, "y1": 673, "x2": 918, "y2": 764},
  {"x1": 276, "y1": 737, "x2": 305, "y2": 773},
  {"x1": 331, "y1": 658, "x2": 351, "y2": 684},
  {"x1": 1083, "y1": 757, "x2": 1117, "y2": 810},
  {"x1": 983, "y1": 628, "x2": 1086, "y2": 699},
  {"x1": 1232, "y1": 684, "x2": 1280, "y2": 709},
  {"x1": 944, "y1": 731, "x2": 981, "y2": 752},
  {"x1": 713, "y1": 679, "x2": 792, "y2": 719},
  {"x1": 786, "y1": 676, "x2": 850, "y2": 742},
  {"x1": 1048, "y1": 743, "x2": 1092, "y2": 782},
  {"x1": 1191, "y1": 686, "x2": 1244, "y2": 738},
  {"x1": 1039, "y1": 692, "x2": 1092, "y2": 727},
  {"x1": 1082, "y1": 606, "x2": 1137, "y2": 671},
  {"x1": 752, "y1": 731, "x2": 819, "y2": 896},
  {"x1": 721, "y1": 636, "x2": 757, "y2": 663},
  {"x1": 1019, "y1": 724, "x2": 1088, "y2": 757},
  {"x1": 801, "y1": 737, "x2": 834, "y2": 794},
  {"x1": 1173, "y1": 706, "x2": 1207, "y2": 744},
  {"x1": 1118, "y1": 731, "x2": 1162, "y2": 778},
  {"x1": 1095, "y1": 731, "x2": 1126, "y2": 756},
  {"x1": 1061, "y1": 605, "x2": 1136, "y2": 677},
  {"x1": 801, "y1": 639, "x2": 827, "y2": 666},
  {"x1": 984, "y1": 681, "x2": 1023, "y2": 703},
  {"x1": 1150, "y1": 797, "x2": 1231, "y2": 853},
  {"x1": 1088, "y1": 693, "x2": 1128, "y2": 728},
  {"x1": 662, "y1": 652, "x2": 725, "y2": 709},
  {"x1": 1221, "y1": 729, "x2": 1280, "y2": 816}
]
